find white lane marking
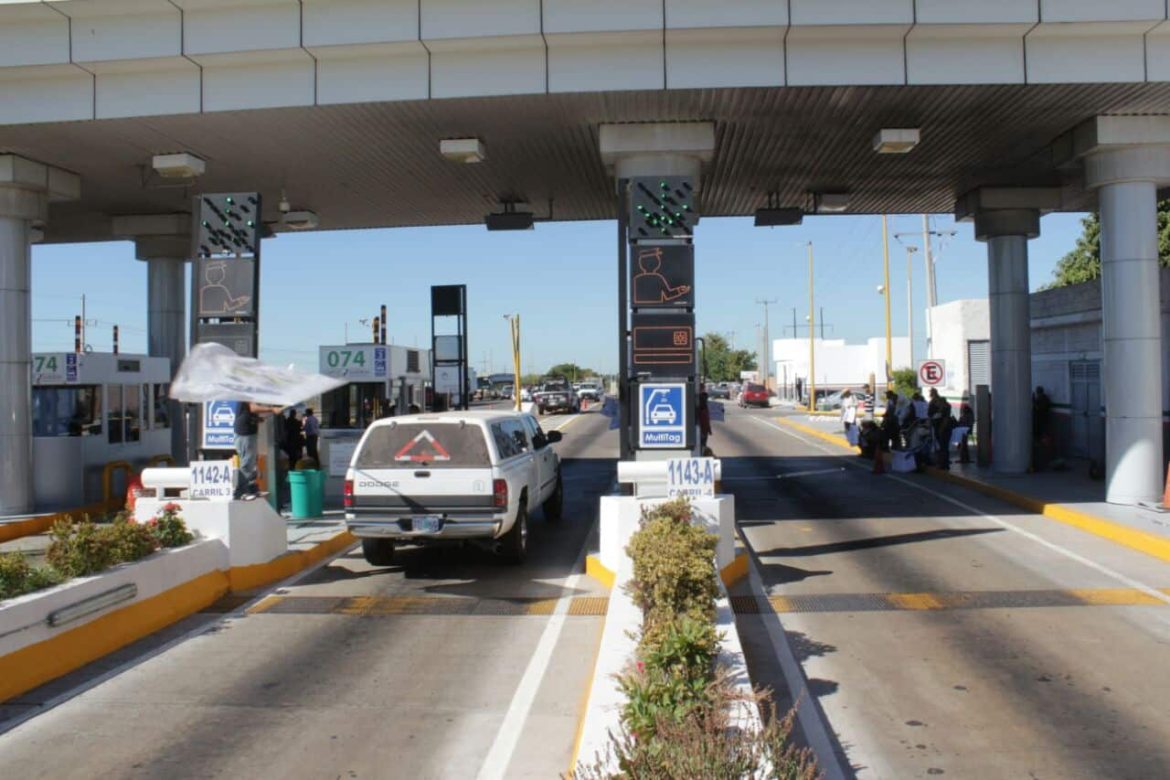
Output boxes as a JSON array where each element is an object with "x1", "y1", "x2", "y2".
[
  {"x1": 745, "y1": 552, "x2": 849, "y2": 780},
  {"x1": 475, "y1": 515, "x2": 593, "y2": 780},
  {"x1": 0, "y1": 536, "x2": 358, "y2": 739},
  {"x1": 750, "y1": 416, "x2": 1170, "y2": 605}
]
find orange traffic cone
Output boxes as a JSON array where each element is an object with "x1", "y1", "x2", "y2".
[{"x1": 873, "y1": 450, "x2": 885, "y2": 475}]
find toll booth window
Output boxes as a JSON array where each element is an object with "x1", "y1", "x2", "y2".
[
  {"x1": 108, "y1": 385, "x2": 124, "y2": 443},
  {"x1": 152, "y1": 384, "x2": 170, "y2": 429},
  {"x1": 32, "y1": 386, "x2": 101, "y2": 437},
  {"x1": 125, "y1": 385, "x2": 142, "y2": 443},
  {"x1": 406, "y1": 350, "x2": 420, "y2": 373}
]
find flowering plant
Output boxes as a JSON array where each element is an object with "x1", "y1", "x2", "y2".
[{"x1": 147, "y1": 503, "x2": 194, "y2": 548}]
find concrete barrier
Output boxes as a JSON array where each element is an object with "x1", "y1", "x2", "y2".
[
  {"x1": 574, "y1": 493, "x2": 757, "y2": 772},
  {"x1": 0, "y1": 539, "x2": 229, "y2": 702}
]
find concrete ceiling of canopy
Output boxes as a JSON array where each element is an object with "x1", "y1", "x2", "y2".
[{"x1": 4, "y1": 83, "x2": 1170, "y2": 243}]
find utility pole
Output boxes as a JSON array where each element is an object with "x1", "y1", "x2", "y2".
[
  {"x1": 905, "y1": 245, "x2": 918, "y2": 368},
  {"x1": 922, "y1": 214, "x2": 937, "y2": 357},
  {"x1": 807, "y1": 242, "x2": 816, "y2": 411},
  {"x1": 755, "y1": 298, "x2": 777, "y2": 389}
]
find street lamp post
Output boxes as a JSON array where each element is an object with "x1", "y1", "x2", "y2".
[
  {"x1": 905, "y1": 245, "x2": 917, "y2": 368},
  {"x1": 502, "y1": 314, "x2": 521, "y2": 411},
  {"x1": 807, "y1": 241, "x2": 816, "y2": 412}
]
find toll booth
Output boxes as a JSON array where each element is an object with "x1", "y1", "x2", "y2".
[
  {"x1": 31, "y1": 352, "x2": 172, "y2": 510},
  {"x1": 316, "y1": 343, "x2": 431, "y2": 500}
]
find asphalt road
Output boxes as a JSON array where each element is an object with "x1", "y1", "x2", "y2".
[
  {"x1": 717, "y1": 403, "x2": 1170, "y2": 779},
  {"x1": 0, "y1": 407, "x2": 617, "y2": 780}
]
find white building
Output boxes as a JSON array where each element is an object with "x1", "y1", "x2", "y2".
[
  {"x1": 773, "y1": 337, "x2": 910, "y2": 398},
  {"x1": 926, "y1": 299, "x2": 991, "y2": 401}
]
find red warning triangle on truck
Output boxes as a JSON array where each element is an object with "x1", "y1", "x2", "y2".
[{"x1": 393, "y1": 429, "x2": 453, "y2": 462}]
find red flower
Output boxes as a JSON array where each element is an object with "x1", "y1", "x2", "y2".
[
  {"x1": 162, "y1": 503, "x2": 181, "y2": 513},
  {"x1": 636, "y1": 661, "x2": 645, "y2": 674}
]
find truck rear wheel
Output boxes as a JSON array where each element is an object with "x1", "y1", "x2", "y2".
[
  {"x1": 499, "y1": 503, "x2": 528, "y2": 565},
  {"x1": 361, "y1": 538, "x2": 395, "y2": 567}
]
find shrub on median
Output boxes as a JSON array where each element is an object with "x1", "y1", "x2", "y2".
[
  {"x1": 0, "y1": 553, "x2": 65, "y2": 601},
  {"x1": 571, "y1": 498, "x2": 819, "y2": 779}
]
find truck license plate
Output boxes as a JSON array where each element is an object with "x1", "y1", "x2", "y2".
[{"x1": 413, "y1": 516, "x2": 441, "y2": 533}]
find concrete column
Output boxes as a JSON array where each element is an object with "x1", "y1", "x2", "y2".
[
  {"x1": 975, "y1": 209, "x2": 1039, "y2": 475},
  {"x1": 0, "y1": 209, "x2": 33, "y2": 515},
  {"x1": 0, "y1": 157, "x2": 79, "y2": 514},
  {"x1": 1085, "y1": 151, "x2": 1168, "y2": 503},
  {"x1": 133, "y1": 231, "x2": 191, "y2": 464},
  {"x1": 1057, "y1": 117, "x2": 1170, "y2": 503}
]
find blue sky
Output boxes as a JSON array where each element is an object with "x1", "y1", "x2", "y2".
[{"x1": 31, "y1": 211, "x2": 1088, "y2": 375}]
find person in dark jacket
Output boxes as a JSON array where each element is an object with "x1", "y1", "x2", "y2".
[
  {"x1": 957, "y1": 399, "x2": 975, "y2": 464},
  {"x1": 880, "y1": 391, "x2": 899, "y2": 451},
  {"x1": 927, "y1": 388, "x2": 955, "y2": 469},
  {"x1": 283, "y1": 408, "x2": 304, "y2": 468},
  {"x1": 697, "y1": 392, "x2": 712, "y2": 454}
]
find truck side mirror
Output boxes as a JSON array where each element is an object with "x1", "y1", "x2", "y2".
[{"x1": 546, "y1": 430, "x2": 563, "y2": 444}]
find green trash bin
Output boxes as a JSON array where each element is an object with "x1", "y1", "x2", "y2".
[
  {"x1": 289, "y1": 470, "x2": 322, "y2": 519},
  {"x1": 312, "y1": 470, "x2": 327, "y2": 517}
]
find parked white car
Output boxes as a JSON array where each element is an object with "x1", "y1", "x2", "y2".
[{"x1": 344, "y1": 410, "x2": 564, "y2": 565}]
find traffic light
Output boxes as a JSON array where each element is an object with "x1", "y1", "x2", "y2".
[
  {"x1": 196, "y1": 192, "x2": 262, "y2": 257},
  {"x1": 630, "y1": 177, "x2": 697, "y2": 240}
]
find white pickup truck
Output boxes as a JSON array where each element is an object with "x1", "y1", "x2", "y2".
[{"x1": 344, "y1": 410, "x2": 564, "y2": 566}]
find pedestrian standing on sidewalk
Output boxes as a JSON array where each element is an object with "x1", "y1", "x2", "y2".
[
  {"x1": 881, "y1": 391, "x2": 899, "y2": 451},
  {"x1": 928, "y1": 388, "x2": 955, "y2": 470},
  {"x1": 841, "y1": 389, "x2": 858, "y2": 441},
  {"x1": 957, "y1": 397, "x2": 975, "y2": 464},
  {"x1": 303, "y1": 407, "x2": 321, "y2": 464}
]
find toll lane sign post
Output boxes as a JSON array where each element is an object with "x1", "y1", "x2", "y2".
[{"x1": 638, "y1": 383, "x2": 690, "y2": 449}]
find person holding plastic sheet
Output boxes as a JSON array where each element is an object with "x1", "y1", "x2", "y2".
[{"x1": 234, "y1": 401, "x2": 283, "y2": 500}]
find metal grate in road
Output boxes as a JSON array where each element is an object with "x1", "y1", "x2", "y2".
[
  {"x1": 724, "y1": 588, "x2": 1170, "y2": 615},
  {"x1": 241, "y1": 594, "x2": 609, "y2": 618}
]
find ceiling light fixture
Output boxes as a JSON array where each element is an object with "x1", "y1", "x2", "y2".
[
  {"x1": 440, "y1": 138, "x2": 486, "y2": 164},
  {"x1": 813, "y1": 192, "x2": 851, "y2": 214},
  {"x1": 281, "y1": 210, "x2": 319, "y2": 230},
  {"x1": 753, "y1": 192, "x2": 803, "y2": 227},
  {"x1": 151, "y1": 152, "x2": 206, "y2": 179},
  {"x1": 873, "y1": 128, "x2": 920, "y2": 154}
]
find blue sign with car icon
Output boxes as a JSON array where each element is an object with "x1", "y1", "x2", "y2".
[
  {"x1": 203, "y1": 400, "x2": 237, "y2": 450},
  {"x1": 639, "y1": 383, "x2": 686, "y2": 449}
]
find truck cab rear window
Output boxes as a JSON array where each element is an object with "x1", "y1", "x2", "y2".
[{"x1": 355, "y1": 423, "x2": 490, "y2": 469}]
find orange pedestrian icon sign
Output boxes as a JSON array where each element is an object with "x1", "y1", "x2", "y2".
[{"x1": 631, "y1": 246, "x2": 694, "y2": 308}]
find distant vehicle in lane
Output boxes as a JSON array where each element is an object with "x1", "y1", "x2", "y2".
[
  {"x1": 533, "y1": 376, "x2": 579, "y2": 415},
  {"x1": 738, "y1": 383, "x2": 770, "y2": 408},
  {"x1": 577, "y1": 381, "x2": 604, "y2": 402}
]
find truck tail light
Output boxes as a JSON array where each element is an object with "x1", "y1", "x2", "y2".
[
  {"x1": 493, "y1": 479, "x2": 508, "y2": 509},
  {"x1": 343, "y1": 479, "x2": 354, "y2": 509}
]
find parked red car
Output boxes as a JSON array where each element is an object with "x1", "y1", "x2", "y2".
[{"x1": 738, "y1": 383, "x2": 770, "y2": 408}]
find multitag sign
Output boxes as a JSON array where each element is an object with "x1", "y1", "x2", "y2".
[
  {"x1": 638, "y1": 383, "x2": 687, "y2": 449},
  {"x1": 203, "y1": 400, "x2": 237, "y2": 450}
]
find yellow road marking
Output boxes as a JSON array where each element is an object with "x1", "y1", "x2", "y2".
[
  {"x1": 1069, "y1": 588, "x2": 1167, "y2": 606},
  {"x1": 768, "y1": 595, "x2": 796, "y2": 613},
  {"x1": 885, "y1": 592, "x2": 947, "y2": 610}
]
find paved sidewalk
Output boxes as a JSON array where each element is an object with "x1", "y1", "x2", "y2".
[{"x1": 777, "y1": 415, "x2": 1170, "y2": 565}]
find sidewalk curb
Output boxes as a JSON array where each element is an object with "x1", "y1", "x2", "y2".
[{"x1": 775, "y1": 417, "x2": 1170, "y2": 566}]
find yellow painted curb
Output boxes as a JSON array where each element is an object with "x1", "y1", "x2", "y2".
[
  {"x1": 719, "y1": 553, "x2": 749, "y2": 587},
  {"x1": 228, "y1": 530, "x2": 356, "y2": 593},
  {"x1": 567, "y1": 605, "x2": 609, "y2": 778},
  {"x1": 777, "y1": 417, "x2": 1170, "y2": 567},
  {"x1": 584, "y1": 554, "x2": 615, "y2": 590},
  {"x1": 0, "y1": 569, "x2": 230, "y2": 703}
]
